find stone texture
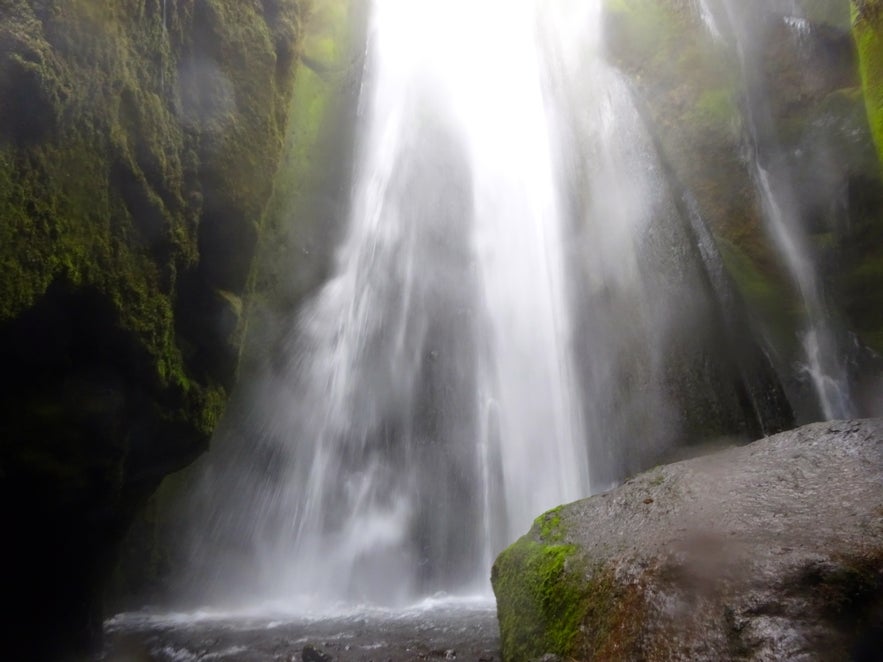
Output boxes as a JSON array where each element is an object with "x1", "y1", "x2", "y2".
[
  {"x1": 493, "y1": 419, "x2": 883, "y2": 661},
  {"x1": 0, "y1": 0, "x2": 305, "y2": 656}
]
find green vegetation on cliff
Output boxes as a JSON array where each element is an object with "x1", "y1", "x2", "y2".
[
  {"x1": 0, "y1": 0, "x2": 304, "y2": 445},
  {"x1": 492, "y1": 510, "x2": 588, "y2": 662},
  {"x1": 110, "y1": 0, "x2": 367, "y2": 607},
  {"x1": 848, "y1": 0, "x2": 883, "y2": 355},
  {"x1": 604, "y1": 0, "x2": 883, "y2": 380},
  {"x1": 250, "y1": 0, "x2": 364, "y2": 317},
  {"x1": 0, "y1": 0, "x2": 306, "y2": 656},
  {"x1": 853, "y1": 0, "x2": 883, "y2": 165}
]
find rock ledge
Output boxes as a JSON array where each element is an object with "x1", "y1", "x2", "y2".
[{"x1": 492, "y1": 419, "x2": 883, "y2": 661}]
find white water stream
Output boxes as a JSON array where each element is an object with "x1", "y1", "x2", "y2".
[
  {"x1": 702, "y1": 0, "x2": 856, "y2": 419},
  {"x1": 245, "y1": 0, "x2": 593, "y2": 604}
]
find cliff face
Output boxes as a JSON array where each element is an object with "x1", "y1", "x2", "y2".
[
  {"x1": 603, "y1": 0, "x2": 883, "y2": 417},
  {"x1": 109, "y1": 0, "x2": 365, "y2": 608},
  {"x1": 853, "y1": 0, "x2": 883, "y2": 160},
  {"x1": 0, "y1": 0, "x2": 304, "y2": 656},
  {"x1": 493, "y1": 3, "x2": 883, "y2": 657},
  {"x1": 852, "y1": 0, "x2": 883, "y2": 359}
]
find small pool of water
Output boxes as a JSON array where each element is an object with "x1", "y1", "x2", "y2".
[{"x1": 101, "y1": 596, "x2": 500, "y2": 661}]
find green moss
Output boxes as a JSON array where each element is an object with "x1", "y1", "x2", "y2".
[
  {"x1": 692, "y1": 88, "x2": 738, "y2": 129},
  {"x1": 535, "y1": 505, "x2": 567, "y2": 543},
  {"x1": 0, "y1": 1, "x2": 311, "y2": 654},
  {"x1": 187, "y1": 1, "x2": 285, "y2": 218},
  {"x1": 718, "y1": 240, "x2": 779, "y2": 307},
  {"x1": 492, "y1": 503, "x2": 650, "y2": 661},
  {"x1": 193, "y1": 383, "x2": 228, "y2": 436},
  {"x1": 0, "y1": 0, "x2": 307, "y2": 439},
  {"x1": 1, "y1": 2, "x2": 189, "y2": 379},
  {"x1": 717, "y1": 238, "x2": 801, "y2": 352},
  {"x1": 492, "y1": 537, "x2": 588, "y2": 661},
  {"x1": 493, "y1": 516, "x2": 649, "y2": 662},
  {"x1": 247, "y1": 0, "x2": 362, "y2": 318},
  {"x1": 602, "y1": 0, "x2": 683, "y2": 75},
  {"x1": 853, "y1": 0, "x2": 883, "y2": 170},
  {"x1": 301, "y1": 0, "x2": 351, "y2": 63}
]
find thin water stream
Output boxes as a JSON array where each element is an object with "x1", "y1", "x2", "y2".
[{"x1": 708, "y1": 0, "x2": 856, "y2": 418}]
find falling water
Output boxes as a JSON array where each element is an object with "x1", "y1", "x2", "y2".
[
  {"x1": 213, "y1": 0, "x2": 593, "y2": 606},
  {"x1": 163, "y1": 0, "x2": 797, "y2": 618},
  {"x1": 701, "y1": 0, "x2": 856, "y2": 420},
  {"x1": 538, "y1": 0, "x2": 777, "y2": 483},
  {"x1": 694, "y1": 0, "x2": 723, "y2": 40}
]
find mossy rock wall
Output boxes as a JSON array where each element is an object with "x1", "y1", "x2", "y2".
[
  {"x1": 850, "y1": 0, "x2": 883, "y2": 361},
  {"x1": 109, "y1": 0, "x2": 367, "y2": 610},
  {"x1": 602, "y1": 0, "x2": 883, "y2": 411},
  {"x1": 853, "y1": 0, "x2": 883, "y2": 162},
  {"x1": 245, "y1": 0, "x2": 366, "y2": 370},
  {"x1": 0, "y1": 0, "x2": 307, "y2": 656}
]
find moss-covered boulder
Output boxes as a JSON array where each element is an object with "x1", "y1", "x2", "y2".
[
  {"x1": 0, "y1": 0, "x2": 306, "y2": 656},
  {"x1": 492, "y1": 419, "x2": 883, "y2": 661},
  {"x1": 492, "y1": 507, "x2": 647, "y2": 661}
]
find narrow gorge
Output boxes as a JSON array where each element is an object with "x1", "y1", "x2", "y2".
[{"x1": 1, "y1": 0, "x2": 881, "y2": 660}]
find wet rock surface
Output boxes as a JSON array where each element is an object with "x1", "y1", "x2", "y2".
[
  {"x1": 493, "y1": 419, "x2": 883, "y2": 661},
  {"x1": 0, "y1": 0, "x2": 308, "y2": 656},
  {"x1": 102, "y1": 600, "x2": 500, "y2": 662}
]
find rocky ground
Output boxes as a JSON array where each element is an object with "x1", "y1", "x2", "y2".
[{"x1": 101, "y1": 600, "x2": 500, "y2": 662}]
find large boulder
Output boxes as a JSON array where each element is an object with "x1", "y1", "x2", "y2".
[{"x1": 492, "y1": 419, "x2": 883, "y2": 661}]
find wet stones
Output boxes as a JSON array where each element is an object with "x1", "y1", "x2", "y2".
[{"x1": 303, "y1": 644, "x2": 335, "y2": 662}]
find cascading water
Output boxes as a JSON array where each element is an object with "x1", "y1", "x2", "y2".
[
  {"x1": 166, "y1": 0, "x2": 792, "y2": 616},
  {"x1": 694, "y1": 0, "x2": 723, "y2": 40},
  {"x1": 538, "y1": 0, "x2": 785, "y2": 483},
  {"x1": 699, "y1": 0, "x2": 857, "y2": 420},
  {"x1": 101, "y1": 0, "x2": 881, "y2": 657},
  {"x1": 220, "y1": 0, "x2": 591, "y2": 606}
]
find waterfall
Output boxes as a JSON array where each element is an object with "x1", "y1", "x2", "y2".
[
  {"x1": 228, "y1": 0, "x2": 591, "y2": 605},
  {"x1": 694, "y1": 0, "x2": 723, "y2": 40},
  {"x1": 174, "y1": 0, "x2": 795, "y2": 611},
  {"x1": 697, "y1": 0, "x2": 856, "y2": 420}
]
